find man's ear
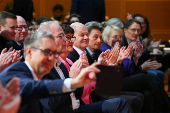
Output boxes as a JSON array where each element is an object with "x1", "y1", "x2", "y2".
[{"x1": 26, "y1": 46, "x2": 32, "y2": 58}]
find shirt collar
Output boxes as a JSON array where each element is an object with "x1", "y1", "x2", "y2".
[
  {"x1": 24, "y1": 61, "x2": 38, "y2": 81},
  {"x1": 86, "y1": 47, "x2": 93, "y2": 57},
  {"x1": 55, "y1": 57, "x2": 62, "y2": 67},
  {"x1": 14, "y1": 40, "x2": 21, "y2": 46},
  {"x1": 73, "y1": 46, "x2": 84, "y2": 55}
]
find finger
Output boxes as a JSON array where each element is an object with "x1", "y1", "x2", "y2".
[
  {"x1": 7, "y1": 47, "x2": 13, "y2": 52},
  {"x1": 1, "y1": 48, "x2": 7, "y2": 54}
]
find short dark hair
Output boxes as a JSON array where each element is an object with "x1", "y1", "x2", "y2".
[
  {"x1": 68, "y1": 14, "x2": 82, "y2": 24},
  {"x1": 133, "y1": 14, "x2": 144, "y2": 19},
  {"x1": 85, "y1": 21, "x2": 103, "y2": 34},
  {"x1": 53, "y1": 4, "x2": 64, "y2": 12},
  {"x1": 36, "y1": 16, "x2": 52, "y2": 25},
  {"x1": 124, "y1": 19, "x2": 142, "y2": 30},
  {"x1": 0, "y1": 11, "x2": 17, "y2": 26},
  {"x1": 60, "y1": 24, "x2": 74, "y2": 34},
  {"x1": 26, "y1": 21, "x2": 33, "y2": 27}
]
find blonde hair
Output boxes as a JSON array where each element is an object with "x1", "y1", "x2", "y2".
[{"x1": 102, "y1": 25, "x2": 122, "y2": 43}]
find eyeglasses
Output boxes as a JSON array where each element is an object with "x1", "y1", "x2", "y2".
[
  {"x1": 54, "y1": 34, "x2": 67, "y2": 41},
  {"x1": 129, "y1": 29, "x2": 141, "y2": 33},
  {"x1": 31, "y1": 47, "x2": 58, "y2": 58},
  {"x1": 29, "y1": 28, "x2": 37, "y2": 32},
  {"x1": 110, "y1": 35, "x2": 122, "y2": 40},
  {"x1": 66, "y1": 35, "x2": 76, "y2": 41},
  {"x1": 16, "y1": 25, "x2": 28, "y2": 31}
]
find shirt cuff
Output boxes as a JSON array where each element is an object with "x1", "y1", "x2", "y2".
[{"x1": 62, "y1": 78, "x2": 76, "y2": 93}]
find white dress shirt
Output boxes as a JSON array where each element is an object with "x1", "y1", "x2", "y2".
[{"x1": 24, "y1": 61, "x2": 74, "y2": 93}]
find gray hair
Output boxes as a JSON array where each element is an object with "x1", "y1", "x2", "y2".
[
  {"x1": 37, "y1": 21, "x2": 59, "y2": 32},
  {"x1": 85, "y1": 21, "x2": 103, "y2": 34},
  {"x1": 102, "y1": 25, "x2": 122, "y2": 43},
  {"x1": 107, "y1": 18, "x2": 122, "y2": 28},
  {"x1": 24, "y1": 31, "x2": 54, "y2": 57}
]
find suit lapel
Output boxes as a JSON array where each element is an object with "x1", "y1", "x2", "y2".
[
  {"x1": 85, "y1": 49, "x2": 94, "y2": 65},
  {"x1": 59, "y1": 63, "x2": 69, "y2": 78}
]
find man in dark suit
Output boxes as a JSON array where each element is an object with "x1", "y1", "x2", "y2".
[
  {"x1": 0, "y1": 11, "x2": 17, "y2": 52},
  {"x1": 70, "y1": 0, "x2": 105, "y2": 24},
  {"x1": 37, "y1": 21, "x2": 133, "y2": 113},
  {"x1": 0, "y1": 31, "x2": 103, "y2": 113},
  {"x1": 8, "y1": 15, "x2": 28, "y2": 61}
]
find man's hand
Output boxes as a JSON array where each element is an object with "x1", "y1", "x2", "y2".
[
  {"x1": 141, "y1": 59, "x2": 162, "y2": 71},
  {"x1": 148, "y1": 39, "x2": 161, "y2": 52},
  {"x1": 0, "y1": 77, "x2": 21, "y2": 113},
  {"x1": 69, "y1": 54, "x2": 89, "y2": 78},
  {"x1": 71, "y1": 62, "x2": 101, "y2": 89},
  {"x1": 127, "y1": 13, "x2": 133, "y2": 20}
]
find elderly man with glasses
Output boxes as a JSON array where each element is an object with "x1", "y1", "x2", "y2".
[{"x1": 8, "y1": 15, "x2": 28, "y2": 61}]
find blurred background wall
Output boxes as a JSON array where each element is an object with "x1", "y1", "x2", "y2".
[{"x1": 0, "y1": 0, "x2": 169, "y2": 41}]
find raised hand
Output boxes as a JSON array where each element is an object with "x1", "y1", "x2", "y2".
[
  {"x1": 0, "y1": 49, "x2": 13, "y2": 72},
  {"x1": 71, "y1": 62, "x2": 101, "y2": 89},
  {"x1": 134, "y1": 44, "x2": 143, "y2": 59},
  {"x1": 148, "y1": 39, "x2": 161, "y2": 51},
  {"x1": 127, "y1": 13, "x2": 133, "y2": 20},
  {"x1": 109, "y1": 45, "x2": 120, "y2": 65},
  {"x1": 116, "y1": 46, "x2": 129, "y2": 64},
  {"x1": 69, "y1": 54, "x2": 89, "y2": 78},
  {"x1": 0, "y1": 77, "x2": 21, "y2": 113}
]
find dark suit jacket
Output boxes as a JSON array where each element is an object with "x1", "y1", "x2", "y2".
[
  {"x1": 70, "y1": 0, "x2": 105, "y2": 24},
  {"x1": 7, "y1": 41, "x2": 25, "y2": 61},
  {"x1": 85, "y1": 49, "x2": 102, "y2": 65},
  {"x1": 67, "y1": 48, "x2": 80, "y2": 63},
  {"x1": 0, "y1": 62, "x2": 66, "y2": 113},
  {"x1": 0, "y1": 35, "x2": 11, "y2": 53},
  {"x1": 39, "y1": 63, "x2": 73, "y2": 113}
]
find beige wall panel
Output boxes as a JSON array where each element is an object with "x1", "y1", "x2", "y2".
[
  {"x1": 125, "y1": 0, "x2": 170, "y2": 30},
  {"x1": 105, "y1": 0, "x2": 122, "y2": 19}
]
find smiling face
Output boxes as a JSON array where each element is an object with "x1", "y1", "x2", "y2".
[
  {"x1": 108, "y1": 29, "x2": 122, "y2": 47},
  {"x1": 124, "y1": 22, "x2": 141, "y2": 43},
  {"x1": 50, "y1": 23, "x2": 66, "y2": 54},
  {"x1": 15, "y1": 16, "x2": 28, "y2": 44},
  {"x1": 73, "y1": 24, "x2": 89, "y2": 51},
  {"x1": 66, "y1": 33, "x2": 74, "y2": 53},
  {"x1": 0, "y1": 18, "x2": 17, "y2": 41},
  {"x1": 88, "y1": 29, "x2": 102, "y2": 52},
  {"x1": 28, "y1": 37, "x2": 57, "y2": 79}
]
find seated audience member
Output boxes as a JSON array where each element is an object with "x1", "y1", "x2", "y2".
[
  {"x1": 107, "y1": 18, "x2": 124, "y2": 29},
  {"x1": 8, "y1": 15, "x2": 28, "y2": 61},
  {"x1": 121, "y1": 19, "x2": 164, "y2": 88},
  {"x1": 0, "y1": 48, "x2": 21, "y2": 72},
  {"x1": 133, "y1": 14, "x2": 165, "y2": 88},
  {"x1": 36, "y1": 16, "x2": 52, "y2": 25},
  {"x1": 37, "y1": 21, "x2": 133, "y2": 113},
  {"x1": 0, "y1": 77, "x2": 20, "y2": 113},
  {"x1": 84, "y1": 22, "x2": 144, "y2": 113},
  {"x1": 121, "y1": 19, "x2": 170, "y2": 112},
  {"x1": 0, "y1": 31, "x2": 111, "y2": 113},
  {"x1": 67, "y1": 14, "x2": 82, "y2": 25},
  {"x1": 0, "y1": 11, "x2": 17, "y2": 52},
  {"x1": 51, "y1": 4, "x2": 64, "y2": 22},
  {"x1": 100, "y1": 23, "x2": 170, "y2": 112}
]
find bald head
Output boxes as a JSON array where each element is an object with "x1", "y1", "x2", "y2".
[
  {"x1": 70, "y1": 22, "x2": 89, "y2": 51},
  {"x1": 70, "y1": 22, "x2": 86, "y2": 33},
  {"x1": 15, "y1": 15, "x2": 28, "y2": 44}
]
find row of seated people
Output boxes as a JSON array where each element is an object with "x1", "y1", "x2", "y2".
[{"x1": 0, "y1": 11, "x2": 170, "y2": 113}]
